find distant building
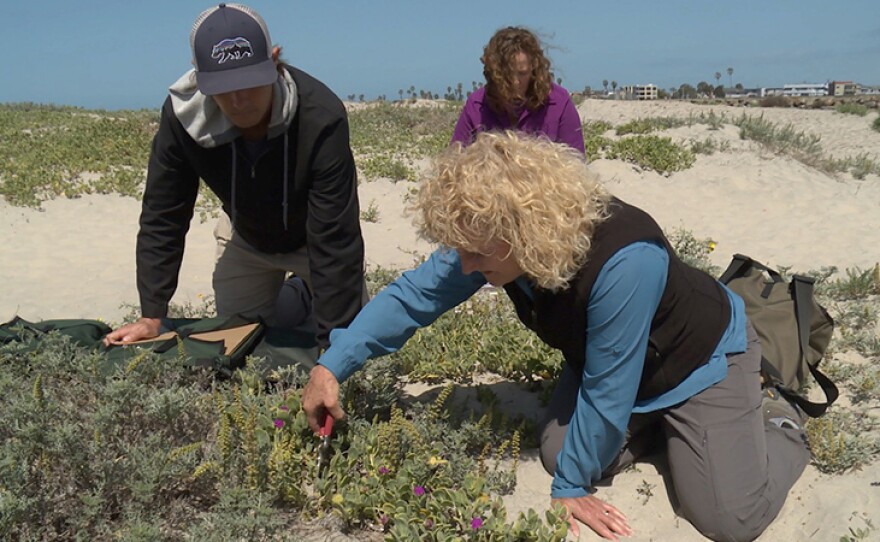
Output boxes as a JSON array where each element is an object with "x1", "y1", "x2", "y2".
[
  {"x1": 622, "y1": 84, "x2": 658, "y2": 100},
  {"x1": 858, "y1": 85, "x2": 880, "y2": 95},
  {"x1": 781, "y1": 83, "x2": 828, "y2": 97},
  {"x1": 830, "y1": 81, "x2": 857, "y2": 96}
]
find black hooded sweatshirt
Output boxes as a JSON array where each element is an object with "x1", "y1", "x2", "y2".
[{"x1": 136, "y1": 65, "x2": 364, "y2": 348}]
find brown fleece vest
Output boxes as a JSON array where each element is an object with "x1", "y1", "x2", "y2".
[{"x1": 504, "y1": 198, "x2": 730, "y2": 400}]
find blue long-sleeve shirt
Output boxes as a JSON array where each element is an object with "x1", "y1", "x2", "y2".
[{"x1": 318, "y1": 242, "x2": 746, "y2": 499}]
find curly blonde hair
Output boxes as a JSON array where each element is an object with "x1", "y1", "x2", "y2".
[
  {"x1": 481, "y1": 27, "x2": 553, "y2": 114},
  {"x1": 414, "y1": 131, "x2": 610, "y2": 290}
]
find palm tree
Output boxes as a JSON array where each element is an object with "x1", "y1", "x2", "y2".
[
  {"x1": 398, "y1": 89, "x2": 404, "y2": 101},
  {"x1": 726, "y1": 67, "x2": 734, "y2": 89},
  {"x1": 602, "y1": 79, "x2": 609, "y2": 93},
  {"x1": 611, "y1": 81, "x2": 617, "y2": 92}
]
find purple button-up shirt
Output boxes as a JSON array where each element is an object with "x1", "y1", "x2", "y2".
[{"x1": 450, "y1": 83, "x2": 585, "y2": 155}]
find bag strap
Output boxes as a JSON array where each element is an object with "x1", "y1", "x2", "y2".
[
  {"x1": 719, "y1": 253, "x2": 785, "y2": 284},
  {"x1": 780, "y1": 275, "x2": 839, "y2": 417},
  {"x1": 718, "y1": 253, "x2": 752, "y2": 284}
]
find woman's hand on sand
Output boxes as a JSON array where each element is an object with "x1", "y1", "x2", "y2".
[
  {"x1": 302, "y1": 364, "x2": 345, "y2": 434},
  {"x1": 552, "y1": 494, "x2": 632, "y2": 540},
  {"x1": 103, "y1": 317, "x2": 162, "y2": 346}
]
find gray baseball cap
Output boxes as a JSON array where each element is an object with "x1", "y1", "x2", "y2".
[{"x1": 190, "y1": 3, "x2": 278, "y2": 96}]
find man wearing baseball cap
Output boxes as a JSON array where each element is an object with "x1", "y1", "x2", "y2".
[{"x1": 105, "y1": 4, "x2": 366, "y2": 352}]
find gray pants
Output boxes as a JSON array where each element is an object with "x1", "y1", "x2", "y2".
[{"x1": 539, "y1": 323, "x2": 810, "y2": 542}]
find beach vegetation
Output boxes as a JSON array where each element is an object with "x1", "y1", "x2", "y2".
[
  {"x1": 759, "y1": 95, "x2": 792, "y2": 108},
  {"x1": 834, "y1": 103, "x2": 869, "y2": 116},
  {"x1": 839, "y1": 515, "x2": 876, "y2": 542},
  {"x1": 805, "y1": 410, "x2": 879, "y2": 474},
  {"x1": 732, "y1": 114, "x2": 880, "y2": 179},
  {"x1": 873, "y1": 115, "x2": 880, "y2": 133},
  {"x1": 605, "y1": 135, "x2": 696, "y2": 174},
  {"x1": 689, "y1": 137, "x2": 730, "y2": 155},
  {"x1": 615, "y1": 117, "x2": 688, "y2": 135},
  {"x1": 360, "y1": 199, "x2": 380, "y2": 223},
  {"x1": 0, "y1": 328, "x2": 569, "y2": 540},
  {"x1": 0, "y1": 104, "x2": 155, "y2": 207},
  {"x1": 666, "y1": 228, "x2": 720, "y2": 276}
]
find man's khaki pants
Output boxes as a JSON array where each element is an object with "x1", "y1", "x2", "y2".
[{"x1": 212, "y1": 213, "x2": 313, "y2": 328}]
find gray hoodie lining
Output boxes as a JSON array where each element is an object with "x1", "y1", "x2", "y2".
[{"x1": 167, "y1": 68, "x2": 298, "y2": 231}]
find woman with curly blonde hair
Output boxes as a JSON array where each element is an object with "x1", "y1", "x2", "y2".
[
  {"x1": 303, "y1": 132, "x2": 809, "y2": 542},
  {"x1": 451, "y1": 27, "x2": 585, "y2": 154}
]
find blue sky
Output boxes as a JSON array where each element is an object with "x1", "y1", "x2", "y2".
[{"x1": 4, "y1": 0, "x2": 878, "y2": 110}]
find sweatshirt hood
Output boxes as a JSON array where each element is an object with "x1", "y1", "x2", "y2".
[{"x1": 168, "y1": 68, "x2": 299, "y2": 148}]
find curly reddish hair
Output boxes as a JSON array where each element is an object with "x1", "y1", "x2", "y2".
[{"x1": 481, "y1": 27, "x2": 553, "y2": 114}]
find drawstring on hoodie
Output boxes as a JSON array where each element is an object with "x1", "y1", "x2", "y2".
[
  {"x1": 283, "y1": 131, "x2": 289, "y2": 231},
  {"x1": 230, "y1": 148, "x2": 238, "y2": 227}
]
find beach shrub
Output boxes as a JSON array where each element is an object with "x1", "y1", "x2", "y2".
[
  {"x1": 835, "y1": 103, "x2": 869, "y2": 116},
  {"x1": 359, "y1": 155, "x2": 415, "y2": 182},
  {"x1": 805, "y1": 410, "x2": 880, "y2": 474},
  {"x1": 605, "y1": 135, "x2": 696, "y2": 174},
  {"x1": 844, "y1": 153, "x2": 880, "y2": 180},
  {"x1": 584, "y1": 135, "x2": 612, "y2": 162},
  {"x1": 734, "y1": 114, "x2": 880, "y2": 179},
  {"x1": 581, "y1": 121, "x2": 614, "y2": 160},
  {"x1": 0, "y1": 104, "x2": 155, "y2": 207},
  {"x1": 582, "y1": 120, "x2": 613, "y2": 138},
  {"x1": 759, "y1": 95, "x2": 791, "y2": 108},
  {"x1": 365, "y1": 264, "x2": 403, "y2": 296},
  {"x1": 666, "y1": 228, "x2": 720, "y2": 276},
  {"x1": 689, "y1": 137, "x2": 730, "y2": 155},
  {"x1": 390, "y1": 287, "x2": 564, "y2": 382},
  {"x1": 873, "y1": 116, "x2": 880, "y2": 133},
  {"x1": 360, "y1": 199, "x2": 380, "y2": 223},
  {"x1": 615, "y1": 117, "x2": 687, "y2": 135},
  {"x1": 825, "y1": 266, "x2": 880, "y2": 301},
  {"x1": 0, "y1": 331, "x2": 569, "y2": 540},
  {"x1": 348, "y1": 102, "x2": 458, "y2": 182}
]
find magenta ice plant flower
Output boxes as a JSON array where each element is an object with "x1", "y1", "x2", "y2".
[
  {"x1": 378, "y1": 466, "x2": 390, "y2": 475},
  {"x1": 278, "y1": 405, "x2": 289, "y2": 411},
  {"x1": 273, "y1": 419, "x2": 285, "y2": 429},
  {"x1": 471, "y1": 517, "x2": 483, "y2": 530},
  {"x1": 413, "y1": 485, "x2": 426, "y2": 496}
]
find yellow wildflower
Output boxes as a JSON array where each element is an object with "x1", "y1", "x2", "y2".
[
  {"x1": 331, "y1": 494, "x2": 344, "y2": 505},
  {"x1": 427, "y1": 456, "x2": 447, "y2": 466}
]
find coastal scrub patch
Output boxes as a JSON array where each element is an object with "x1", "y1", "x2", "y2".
[
  {"x1": 605, "y1": 135, "x2": 696, "y2": 174},
  {"x1": 0, "y1": 331, "x2": 569, "y2": 540},
  {"x1": 348, "y1": 102, "x2": 459, "y2": 182},
  {"x1": 0, "y1": 104, "x2": 155, "y2": 207},
  {"x1": 615, "y1": 117, "x2": 688, "y2": 135},
  {"x1": 834, "y1": 103, "x2": 869, "y2": 116}
]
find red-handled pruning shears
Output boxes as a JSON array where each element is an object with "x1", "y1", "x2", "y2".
[{"x1": 316, "y1": 413, "x2": 334, "y2": 479}]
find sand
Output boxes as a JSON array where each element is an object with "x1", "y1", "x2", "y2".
[{"x1": 1, "y1": 98, "x2": 878, "y2": 540}]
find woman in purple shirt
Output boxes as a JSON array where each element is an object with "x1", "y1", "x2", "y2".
[{"x1": 450, "y1": 27, "x2": 585, "y2": 155}]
